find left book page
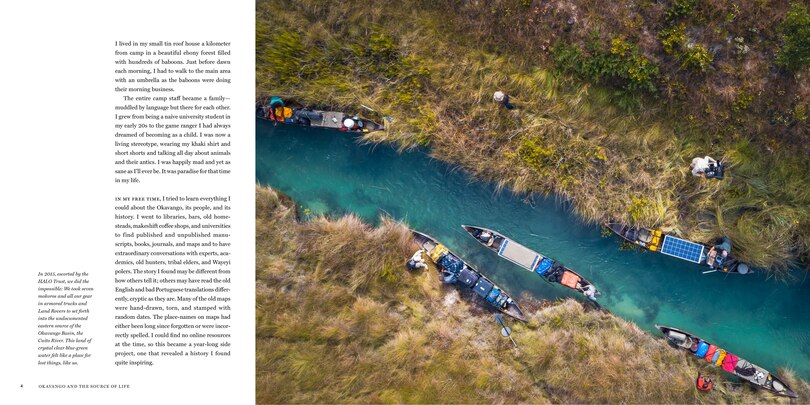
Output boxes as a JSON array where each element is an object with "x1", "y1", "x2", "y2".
[{"x1": 1, "y1": 1, "x2": 255, "y2": 403}]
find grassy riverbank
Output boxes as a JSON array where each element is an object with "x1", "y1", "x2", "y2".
[
  {"x1": 255, "y1": 185, "x2": 809, "y2": 403},
  {"x1": 257, "y1": 0, "x2": 810, "y2": 276}
]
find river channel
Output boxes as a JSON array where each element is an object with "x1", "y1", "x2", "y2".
[{"x1": 257, "y1": 119, "x2": 810, "y2": 379}]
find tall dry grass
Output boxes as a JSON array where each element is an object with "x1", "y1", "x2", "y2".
[
  {"x1": 257, "y1": 0, "x2": 810, "y2": 276},
  {"x1": 256, "y1": 185, "x2": 802, "y2": 404}
]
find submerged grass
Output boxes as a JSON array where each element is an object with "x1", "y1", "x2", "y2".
[
  {"x1": 256, "y1": 185, "x2": 805, "y2": 404},
  {"x1": 257, "y1": 0, "x2": 810, "y2": 277}
]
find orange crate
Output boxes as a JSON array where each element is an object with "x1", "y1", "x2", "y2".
[{"x1": 560, "y1": 271, "x2": 579, "y2": 288}]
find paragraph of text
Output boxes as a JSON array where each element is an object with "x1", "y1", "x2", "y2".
[{"x1": 113, "y1": 40, "x2": 233, "y2": 184}]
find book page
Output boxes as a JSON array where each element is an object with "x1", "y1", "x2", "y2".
[{"x1": 1, "y1": 1, "x2": 254, "y2": 403}]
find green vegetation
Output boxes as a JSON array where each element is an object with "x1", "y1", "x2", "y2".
[
  {"x1": 551, "y1": 37, "x2": 659, "y2": 108},
  {"x1": 256, "y1": 186, "x2": 810, "y2": 403},
  {"x1": 257, "y1": 0, "x2": 810, "y2": 276},
  {"x1": 777, "y1": 2, "x2": 810, "y2": 72},
  {"x1": 658, "y1": 19, "x2": 713, "y2": 73},
  {"x1": 681, "y1": 44, "x2": 713, "y2": 71},
  {"x1": 256, "y1": 14, "x2": 432, "y2": 141},
  {"x1": 659, "y1": 24, "x2": 687, "y2": 55},
  {"x1": 664, "y1": 0, "x2": 697, "y2": 23}
]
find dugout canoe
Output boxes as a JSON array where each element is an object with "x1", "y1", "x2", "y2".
[
  {"x1": 411, "y1": 230, "x2": 527, "y2": 322},
  {"x1": 462, "y1": 225, "x2": 601, "y2": 301},
  {"x1": 656, "y1": 324, "x2": 797, "y2": 398},
  {"x1": 604, "y1": 222, "x2": 751, "y2": 274},
  {"x1": 256, "y1": 97, "x2": 384, "y2": 133}
]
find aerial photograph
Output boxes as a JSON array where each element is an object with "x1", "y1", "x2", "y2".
[{"x1": 255, "y1": 0, "x2": 809, "y2": 403}]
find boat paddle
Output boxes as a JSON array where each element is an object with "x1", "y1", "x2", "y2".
[{"x1": 495, "y1": 314, "x2": 518, "y2": 348}]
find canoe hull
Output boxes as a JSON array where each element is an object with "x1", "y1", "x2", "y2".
[
  {"x1": 604, "y1": 222, "x2": 750, "y2": 275},
  {"x1": 256, "y1": 99, "x2": 384, "y2": 133},
  {"x1": 411, "y1": 230, "x2": 527, "y2": 322},
  {"x1": 655, "y1": 324, "x2": 797, "y2": 398},
  {"x1": 462, "y1": 225, "x2": 601, "y2": 299}
]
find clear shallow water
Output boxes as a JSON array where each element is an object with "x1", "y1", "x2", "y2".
[{"x1": 257, "y1": 119, "x2": 810, "y2": 380}]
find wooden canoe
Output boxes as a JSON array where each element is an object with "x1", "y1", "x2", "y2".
[
  {"x1": 411, "y1": 230, "x2": 527, "y2": 322},
  {"x1": 462, "y1": 225, "x2": 601, "y2": 301},
  {"x1": 604, "y1": 222, "x2": 751, "y2": 275},
  {"x1": 656, "y1": 324, "x2": 797, "y2": 398},
  {"x1": 256, "y1": 98, "x2": 384, "y2": 133}
]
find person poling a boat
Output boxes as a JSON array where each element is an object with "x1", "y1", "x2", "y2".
[
  {"x1": 696, "y1": 372, "x2": 714, "y2": 391},
  {"x1": 579, "y1": 283, "x2": 597, "y2": 301},
  {"x1": 407, "y1": 250, "x2": 428, "y2": 271},
  {"x1": 706, "y1": 237, "x2": 732, "y2": 269},
  {"x1": 690, "y1": 156, "x2": 724, "y2": 179}
]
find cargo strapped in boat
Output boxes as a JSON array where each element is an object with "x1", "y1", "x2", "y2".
[
  {"x1": 457, "y1": 267, "x2": 479, "y2": 288},
  {"x1": 474, "y1": 278, "x2": 493, "y2": 298},
  {"x1": 274, "y1": 106, "x2": 293, "y2": 120},
  {"x1": 668, "y1": 331, "x2": 687, "y2": 343},
  {"x1": 535, "y1": 257, "x2": 553, "y2": 276},
  {"x1": 495, "y1": 293, "x2": 509, "y2": 307},
  {"x1": 430, "y1": 244, "x2": 448, "y2": 262},
  {"x1": 722, "y1": 353, "x2": 739, "y2": 372},
  {"x1": 440, "y1": 254, "x2": 464, "y2": 274},
  {"x1": 695, "y1": 341, "x2": 709, "y2": 358},
  {"x1": 713, "y1": 349, "x2": 726, "y2": 365},
  {"x1": 704, "y1": 345, "x2": 718, "y2": 362},
  {"x1": 487, "y1": 287, "x2": 500, "y2": 303},
  {"x1": 560, "y1": 271, "x2": 579, "y2": 288}
]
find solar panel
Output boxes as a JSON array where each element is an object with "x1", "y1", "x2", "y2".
[{"x1": 659, "y1": 235, "x2": 705, "y2": 263}]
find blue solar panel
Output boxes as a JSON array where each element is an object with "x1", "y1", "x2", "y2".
[{"x1": 660, "y1": 235, "x2": 705, "y2": 263}]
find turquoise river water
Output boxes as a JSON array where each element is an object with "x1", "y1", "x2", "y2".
[{"x1": 257, "y1": 119, "x2": 810, "y2": 380}]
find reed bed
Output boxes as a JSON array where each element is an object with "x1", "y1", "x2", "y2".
[
  {"x1": 257, "y1": 0, "x2": 810, "y2": 276},
  {"x1": 256, "y1": 185, "x2": 802, "y2": 404}
]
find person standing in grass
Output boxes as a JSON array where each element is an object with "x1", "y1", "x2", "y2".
[{"x1": 493, "y1": 91, "x2": 514, "y2": 110}]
